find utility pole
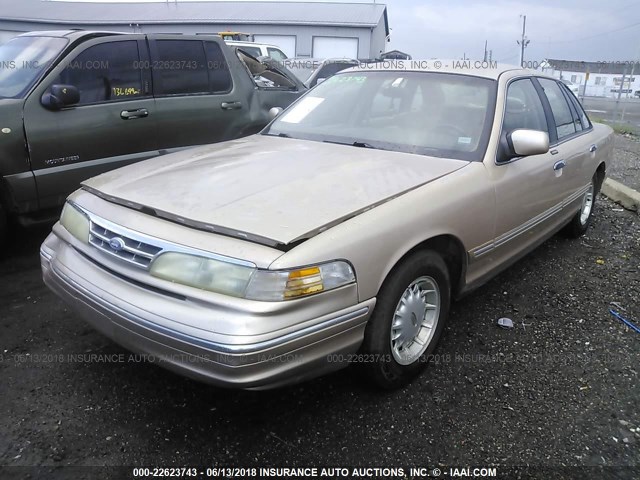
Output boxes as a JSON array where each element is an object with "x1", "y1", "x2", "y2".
[
  {"x1": 483, "y1": 40, "x2": 488, "y2": 62},
  {"x1": 517, "y1": 15, "x2": 530, "y2": 67}
]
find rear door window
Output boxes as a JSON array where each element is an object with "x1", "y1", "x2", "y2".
[
  {"x1": 154, "y1": 40, "x2": 209, "y2": 95},
  {"x1": 538, "y1": 78, "x2": 577, "y2": 140}
]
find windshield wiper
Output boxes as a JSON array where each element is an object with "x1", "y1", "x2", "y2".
[
  {"x1": 323, "y1": 140, "x2": 375, "y2": 149},
  {"x1": 264, "y1": 132, "x2": 291, "y2": 138}
]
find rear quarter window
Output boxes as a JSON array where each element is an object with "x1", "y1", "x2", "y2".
[{"x1": 204, "y1": 42, "x2": 232, "y2": 92}]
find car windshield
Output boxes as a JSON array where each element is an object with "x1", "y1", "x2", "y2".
[
  {"x1": 0, "y1": 36, "x2": 68, "y2": 99},
  {"x1": 264, "y1": 71, "x2": 496, "y2": 161}
]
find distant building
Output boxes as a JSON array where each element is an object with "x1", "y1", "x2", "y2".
[
  {"x1": 542, "y1": 58, "x2": 640, "y2": 98},
  {"x1": 379, "y1": 49, "x2": 411, "y2": 60},
  {"x1": 0, "y1": 0, "x2": 390, "y2": 59}
]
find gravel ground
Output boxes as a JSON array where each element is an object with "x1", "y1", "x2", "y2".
[
  {"x1": 0, "y1": 194, "x2": 638, "y2": 479},
  {"x1": 609, "y1": 133, "x2": 640, "y2": 192}
]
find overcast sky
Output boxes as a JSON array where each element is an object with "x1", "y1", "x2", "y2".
[{"x1": 52, "y1": 0, "x2": 640, "y2": 61}]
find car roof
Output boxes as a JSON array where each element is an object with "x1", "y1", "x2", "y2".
[
  {"x1": 226, "y1": 40, "x2": 283, "y2": 49},
  {"x1": 18, "y1": 30, "x2": 126, "y2": 40},
  {"x1": 290, "y1": 57, "x2": 358, "y2": 63},
  {"x1": 340, "y1": 60, "x2": 540, "y2": 80}
]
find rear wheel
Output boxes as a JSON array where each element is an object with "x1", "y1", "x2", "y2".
[
  {"x1": 564, "y1": 175, "x2": 596, "y2": 238},
  {"x1": 361, "y1": 250, "x2": 450, "y2": 389}
]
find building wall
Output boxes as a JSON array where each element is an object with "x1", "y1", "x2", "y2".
[
  {"x1": 369, "y1": 21, "x2": 388, "y2": 59},
  {"x1": 0, "y1": 18, "x2": 386, "y2": 58}
]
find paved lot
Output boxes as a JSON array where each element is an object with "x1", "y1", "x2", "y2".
[{"x1": 1, "y1": 159, "x2": 639, "y2": 477}]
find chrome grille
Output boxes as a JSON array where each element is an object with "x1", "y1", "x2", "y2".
[{"x1": 89, "y1": 220, "x2": 162, "y2": 268}]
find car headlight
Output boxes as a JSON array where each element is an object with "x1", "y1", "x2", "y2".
[
  {"x1": 149, "y1": 252, "x2": 355, "y2": 301},
  {"x1": 60, "y1": 202, "x2": 89, "y2": 244},
  {"x1": 245, "y1": 262, "x2": 355, "y2": 301},
  {"x1": 150, "y1": 252, "x2": 255, "y2": 298}
]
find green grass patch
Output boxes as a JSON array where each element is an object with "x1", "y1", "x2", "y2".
[{"x1": 590, "y1": 116, "x2": 638, "y2": 135}]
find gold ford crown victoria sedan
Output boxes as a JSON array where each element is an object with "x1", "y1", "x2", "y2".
[{"x1": 41, "y1": 62, "x2": 613, "y2": 390}]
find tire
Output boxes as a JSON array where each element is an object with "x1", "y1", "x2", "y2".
[
  {"x1": 360, "y1": 250, "x2": 451, "y2": 389},
  {"x1": 564, "y1": 175, "x2": 596, "y2": 238}
]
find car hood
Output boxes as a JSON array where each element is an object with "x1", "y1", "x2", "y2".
[{"x1": 82, "y1": 135, "x2": 469, "y2": 247}]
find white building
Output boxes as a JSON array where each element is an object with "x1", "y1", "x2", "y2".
[
  {"x1": 0, "y1": 0, "x2": 390, "y2": 59},
  {"x1": 541, "y1": 59, "x2": 640, "y2": 98}
]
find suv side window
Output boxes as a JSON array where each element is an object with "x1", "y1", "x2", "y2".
[
  {"x1": 503, "y1": 78, "x2": 548, "y2": 133},
  {"x1": 237, "y1": 46, "x2": 262, "y2": 58},
  {"x1": 54, "y1": 41, "x2": 144, "y2": 105},
  {"x1": 204, "y1": 41, "x2": 232, "y2": 93},
  {"x1": 267, "y1": 48, "x2": 287, "y2": 61},
  {"x1": 538, "y1": 78, "x2": 577, "y2": 140},
  {"x1": 155, "y1": 40, "x2": 209, "y2": 95}
]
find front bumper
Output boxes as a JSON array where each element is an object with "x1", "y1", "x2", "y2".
[{"x1": 41, "y1": 231, "x2": 374, "y2": 389}]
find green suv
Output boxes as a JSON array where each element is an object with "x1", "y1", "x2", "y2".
[{"x1": 0, "y1": 30, "x2": 305, "y2": 242}]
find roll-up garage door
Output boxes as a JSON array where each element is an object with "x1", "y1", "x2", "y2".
[
  {"x1": 312, "y1": 37, "x2": 358, "y2": 59},
  {"x1": 252, "y1": 35, "x2": 296, "y2": 58}
]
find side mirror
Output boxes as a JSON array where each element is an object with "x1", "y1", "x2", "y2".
[
  {"x1": 268, "y1": 107, "x2": 283, "y2": 120},
  {"x1": 41, "y1": 84, "x2": 80, "y2": 110},
  {"x1": 500, "y1": 129, "x2": 549, "y2": 161}
]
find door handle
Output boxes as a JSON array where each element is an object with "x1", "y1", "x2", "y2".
[
  {"x1": 221, "y1": 101, "x2": 242, "y2": 110},
  {"x1": 121, "y1": 108, "x2": 149, "y2": 120},
  {"x1": 589, "y1": 144, "x2": 598, "y2": 153},
  {"x1": 553, "y1": 160, "x2": 566, "y2": 171}
]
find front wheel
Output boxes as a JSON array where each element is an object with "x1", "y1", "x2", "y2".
[
  {"x1": 360, "y1": 250, "x2": 451, "y2": 389},
  {"x1": 564, "y1": 176, "x2": 596, "y2": 238}
]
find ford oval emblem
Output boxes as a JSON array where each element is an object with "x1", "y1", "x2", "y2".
[{"x1": 109, "y1": 237, "x2": 126, "y2": 252}]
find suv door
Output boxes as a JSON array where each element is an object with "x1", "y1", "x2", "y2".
[
  {"x1": 149, "y1": 36, "x2": 252, "y2": 150},
  {"x1": 23, "y1": 36, "x2": 158, "y2": 211},
  {"x1": 485, "y1": 77, "x2": 568, "y2": 267}
]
